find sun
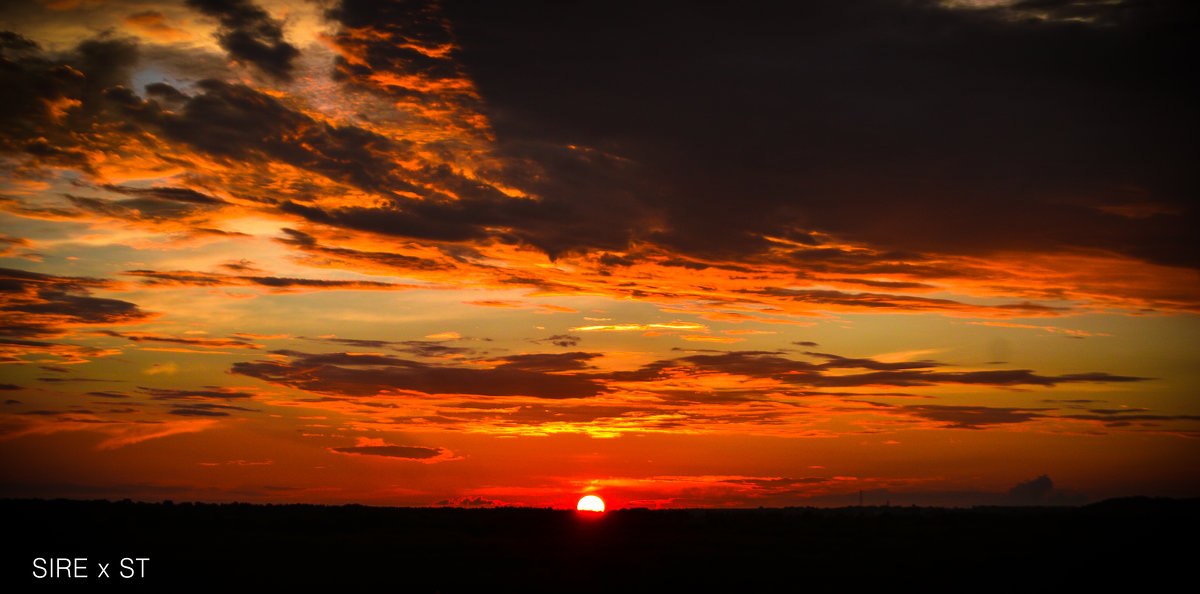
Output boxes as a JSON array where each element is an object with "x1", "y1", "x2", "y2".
[{"x1": 576, "y1": 495, "x2": 606, "y2": 512}]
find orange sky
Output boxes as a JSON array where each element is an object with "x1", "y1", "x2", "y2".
[{"x1": 1, "y1": 0, "x2": 1197, "y2": 507}]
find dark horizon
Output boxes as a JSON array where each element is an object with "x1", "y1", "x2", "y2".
[{"x1": 9, "y1": 496, "x2": 1197, "y2": 590}]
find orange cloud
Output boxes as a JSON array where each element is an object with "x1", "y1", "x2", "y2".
[{"x1": 124, "y1": 11, "x2": 191, "y2": 42}]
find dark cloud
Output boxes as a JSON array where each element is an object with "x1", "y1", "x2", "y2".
[
  {"x1": 168, "y1": 402, "x2": 257, "y2": 416},
  {"x1": 232, "y1": 350, "x2": 606, "y2": 399},
  {"x1": 888, "y1": 404, "x2": 1047, "y2": 429},
  {"x1": 743, "y1": 287, "x2": 1069, "y2": 316},
  {"x1": 395, "y1": 340, "x2": 476, "y2": 358},
  {"x1": 437, "y1": 496, "x2": 499, "y2": 506},
  {"x1": 116, "y1": 79, "x2": 422, "y2": 195},
  {"x1": 102, "y1": 79, "x2": 612, "y2": 259},
  {"x1": 0, "y1": 31, "x2": 38, "y2": 53},
  {"x1": 494, "y1": 352, "x2": 601, "y2": 372},
  {"x1": 97, "y1": 331, "x2": 258, "y2": 349},
  {"x1": 63, "y1": 185, "x2": 225, "y2": 223},
  {"x1": 143, "y1": 81, "x2": 188, "y2": 103},
  {"x1": 324, "y1": 0, "x2": 481, "y2": 123},
  {"x1": 1008, "y1": 474, "x2": 1054, "y2": 504},
  {"x1": 538, "y1": 334, "x2": 581, "y2": 348},
  {"x1": 276, "y1": 228, "x2": 448, "y2": 273},
  {"x1": 21, "y1": 409, "x2": 93, "y2": 416},
  {"x1": 805, "y1": 369, "x2": 1148, "y2": 389},
  {"x1": 330, "y1": 444, "x2": 445, "y2": 460},
  {"x1": 101, "y1": 184, "x2": 225, "y2": 205},
  {"x1": 124, "y1": 269, "x2": 418, "y2": 292},
  {"x1": 0, "y1": 35, "x2": 146, "y2": 178},
  {"x1": 806, "y1": 352, "x2": 941, "y2": 371},
  {"x1": 426, "y1": 402, "x2": 659, "y2": 427},
  {"x1": 141, "y1": 387, "x2": 258, "y2": 400},
  {"x1": 276, "y1": 183, "x2": 627, "y2": 258},
  {"x1": 1058, "y1": 409, "x2": 1200, "y2": 428},
  {"x1": 0, "y1": 267, "x2": 154, "y2": 337},
  {"x1": 1004, "y1": 474, "x2": 1086, "y2": 505},
  {"x1": 0, "y1": 235, "x2": 33, "y2": 259},
  {"x1": 310, "y1": 337, "x2": 394, "y2": 350},
  {"x1": 35, "y1": 376, "x2": 121, "y2": 383},
  {"x1": 218, "y1": 260, "x2": 260, "y2": 273},
  {"x1": 309, "y1": 336, "x2": 476, "y2": 358},
  {"x1": 227, "y1": 345, "x2": 1149, "y2": 410},
  {"x1": 185, "y1": 0, "x2": 299, "y2": 81},
  {"x1": 439, "y1": 0, "x2": 1198, "y2": 268},
  {"x1": 4, "y1": 0, "x2": 1197, "y2": 328},
  {"x1": 86, "y1": 391, "x2": 131, "y2": 399},
  {"x1": 614, "y1": 350, "x2": 1149, "y2": 389},
  {"x1": 840, "y1": 279, "x2": 937, "y2": 290}
]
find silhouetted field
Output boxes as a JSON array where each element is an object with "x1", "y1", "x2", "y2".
[{"x1": 6, "y1": 497, "x2": 1195, "y2": 592}]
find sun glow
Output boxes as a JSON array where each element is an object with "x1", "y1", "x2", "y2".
[{"x1": 576, "y1": 495, "x2": 606, "y2": 512}]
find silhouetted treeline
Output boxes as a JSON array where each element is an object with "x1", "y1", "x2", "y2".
[{"x1": 6, "y1": 497, "x2": 1195, "y2": 592}]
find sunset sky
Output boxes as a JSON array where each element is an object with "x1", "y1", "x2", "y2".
[{"x1": 1, "y1": 0, "x2": 1197, "y2": 508}]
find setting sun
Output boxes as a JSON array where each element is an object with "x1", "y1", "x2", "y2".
[{"x1": 577, "y1": 495, "x2": 606, "y2": 512}]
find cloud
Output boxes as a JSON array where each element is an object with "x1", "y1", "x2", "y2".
[
  {"x1": 806, "y1": 369, "x2": 1148, "y2": 389},
  {"x1": 444, "y1": 0, "x2": 1197, "y2": 271},
  {"x1": 415, "y1": 402, "x2": 667, "y2": 434},
  {"x1": 142, "y1": 362, "x2": 177, "y2": 375},
  {"x1": 4, "y1": 23, "x2": 1195, "y2": 319},
  {"x1": 94, "y1": 419, "x2": 219, "y2": 450},
  {"x1": 323, "y1": 0, "x2": 485, "y2": 132},
  {"x1": 98, "y1": 330, "x2": 259, "y2": 350},
  {"x1": 101, "y1": 183, "x2": 226, "y2": 204},
  {"x1": 185, "y1": 0, "x2": 299, "y2": 81},
  {"x1": 58, "y1": 189, "x2": 227, "y2": 228},
  {"x1": 329, "y1": 438, "x2": 460, "y2": 463},
  {"x1": 107, "y1": 79, "x2": 435, "y2": 196},
  {"x1": 276, "y1": 228, "x2": 449, "y2": 273},
  {"x1": 231, "y1": 350, "x2": 607, "y2": 399},
  {"x1": 437, "y1": 496, "x2": 500, "y2": 507},
  {"x1": 617, "y1": 350, "x2": 1150, "y2": 389},
  {"x1": 743, "y1": 287, "x2": 1070, "y2": 317},
  {"x1": 167, "y1": 403, "x2": 257, "y2": 416},
  {"x1": 887, "y1": 404, "x2": 1047, "y2": 429},
  {"x1": 330, "y1": 444, "x2": 444, "y2": 459},
  {"x1": 215, "y1": 342, "x2": 1165, "y2": 436},
  {"x1": 85, "y1": 391, "x2": 130, "y2": 399},
  {"x1": 493, "y1": 352, "x2": 601, "y2": 372},
  {"x1": 0, "y1": 412, "x2": 219, "y2": 450},
  {"x1": 308, "y1": 336, "x2": 477, "y2": 358},
  {"x1": 0, "y1": 235, "x2": 34, "y2": 259},
  {"x1": 124, "y1": 269, "x2": 421, "y2": 292},
  {"x1": 123, "y1": 11, "x2": 191, "y2": 42},
  {"x1": 1057, "y1": 409, "x2": 1200, "y2": 429},
  {"x1": 0, "y1": 35, "x2": 139, "y2": 169},
  {"x1": 1, "y1": 4, "x2": 1196, "y2": 318},
  {"x1": 0, "y1": 337, "x2": 120, "y2": 365},
  {"x1": 1008, "y1": 474, "x2": 1055, "y2": 504},
  {"x1": 1005, "y1": 474, "x2": 1087, "y2": 505},
  {"x1": 0, "y1": 267, "x2": 154, "y2": 339},
  {"x1": 537, "y1": 334, "x2": 581, "y2": 348},
  {"x1": 140, "y1": 386, "x2": 259, "y2": 400}
]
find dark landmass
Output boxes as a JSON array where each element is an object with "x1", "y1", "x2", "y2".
[{"x1": 5, "y1": 497, "x2": 1196, "y2": 592}]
